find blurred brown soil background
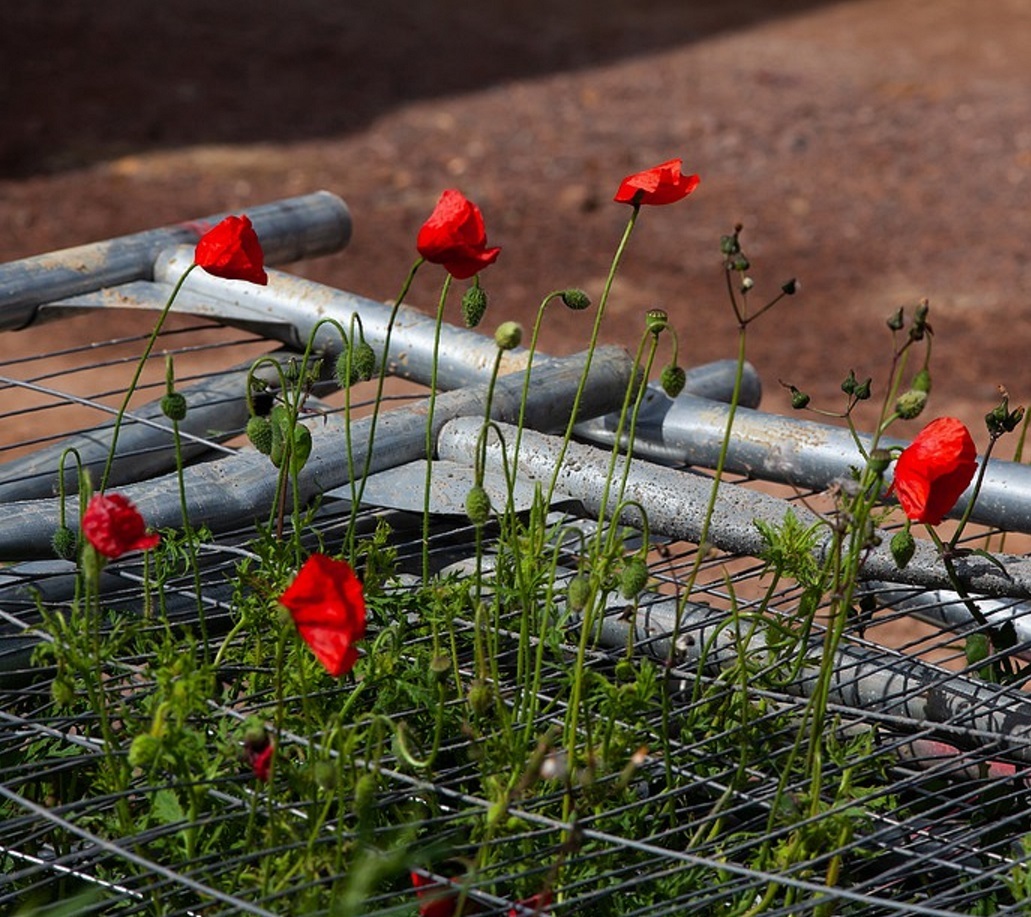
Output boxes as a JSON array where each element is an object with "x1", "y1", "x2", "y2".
[{"x1": 3, "y1": 0, "x2": 1031, "y2": 441}]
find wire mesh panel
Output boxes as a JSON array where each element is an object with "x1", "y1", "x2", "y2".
[{"x1": 2, "y1": 197, "x2": 1031, "y2": 916}]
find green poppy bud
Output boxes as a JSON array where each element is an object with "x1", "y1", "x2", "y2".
[
  {"x1": 334, "y1": 349, "x2": 358, "y2": 388},
  {"x1": 51, "y1": 525, "x2": 77, "y2": 560},
  {"x1": 619, "y1": 557, "x2": 649, "y2": 599},
  {"x1": 246, "y1": 416, "x2": 274, "y2": 455},
  {"x1": 494, "y1": 321, "x2": 522, "y2": 351},
  {"x1": 567, "y1": 574, "x2": 591, "y2": 612},
  {"x1": 895, "y1": 389, "x2": 928, "y2": 420},
  {"x1": 660, "y1": 364, "x2": 686, "y2": 398},
  {"x1": 465, "y1": 485, "x2": 491, "y2": 525},
  {"x1": 787, "y1": 385, "x2": 810, "y2": 410},
  {"x1": 912, "y1": 368, "x2": 932, "y2": 393},
  {"x1": 868, "y1": 448, "x2": 892, "y2": 476},
  {"x1": 461, "y1": 284, "x2": 489, "y2": 328},
  {"x1": 890, "y1": 529, "x2": 916, "y2": 569},
  {"x1": 160, "y1": 392, "x2": 187, "y2": 422},
  {"x1": 352, "y1": 341, "x2": 377, "y2": 382},
  {"x1": 561, "y1": 288, "x2": 591, "y2": 311},
  {"x1": 468, "y1": 679, "x2": 493, "y2": 716}
]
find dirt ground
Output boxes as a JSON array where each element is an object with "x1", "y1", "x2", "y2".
[{"x1": 3, "y1": 0, "x2": 1031, "y2": 438}]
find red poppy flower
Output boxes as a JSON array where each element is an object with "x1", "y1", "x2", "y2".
[
  {"x1": 411, "y1": 871, "x2": 458, "y2": 917},
  {"x1": 410, "y1": 870, "x2": 483, "y2": 917},
  {"x1": 416, "y1": 190, "x2": 501, "y2": 279},
  {"x1": 508, "y1": 890, "x2": 553, "y2": 916},
  {"x1": 249, "y1": 743, "x2": 274, "y2": 782},
  {"x1": 82, "y1": 493, "x2": 161, "y2": 559},
  {"x1": 279, "y1": 554, "x2": 366, "y2": 677},
  {"x1": 613, "y1": 158, "x2": 700, "y2": 206},
  {"x1": 890, "y1": 416, "x2": 978, "y2": 525},
  {"x1": 194, "y1": 214, "x2": 268, "y2": 285}
]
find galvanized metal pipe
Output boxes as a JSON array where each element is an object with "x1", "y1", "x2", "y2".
[
  {"x1": 149, "y1": 250, "x2": 760, "y2": 403},
  {"x1": 0, "y1": 192, "x2": 351, "y2": 331},
  {"x1": 437, "y1": 418, "x2": 1031, "y2": 600},
  {"x1": 0, "y1": 347, "x2": 635, "y2": 560},
  {"x1": 608, "y1": 393, "x2": 1031, "y2": 534}
]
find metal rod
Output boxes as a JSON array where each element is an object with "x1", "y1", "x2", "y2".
[
  {"x1": 0, "y1": 192, "x2": 351, "y2": 331},
  {"x1": 437, "y1": 417, "x2": 1031, "y2": 600},
  {"x1": 602, "y1": 392, "x2": 1031, "y2": 535},
  {"x1": 0, "y1": 347, "x2": 636, "y2": 560},
  {"x1": 149, "y1": 250, "x2": 761, "y2": 404}
]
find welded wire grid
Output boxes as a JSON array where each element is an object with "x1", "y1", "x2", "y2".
[{"x1": 2, "y1": 314, "x2": 1031, "y2": 915}]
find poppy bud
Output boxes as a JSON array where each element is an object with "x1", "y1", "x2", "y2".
[
  {"x1": 614, "y1": 659, "x2": 636, "y2": 684},
  {"x1": 841, "y1": 370, "x2": 857, "y2": 396},
  {"x1": 660, "y1": 364, "x2": 686, "y2": 398},
  {"x1": 334, "y1": 349, "x2": 358, "y2": 388},
  {"x1": 853, "y1": 377, "x2": 872, "y2": 401},
  {"x1": 352, "y1": 341, "x2": 377, "y2": 382},
  {"x1": 886, "y1": 307, "x2": 905, "y2": 331},
  {"x1": 468, "y1": 679, "x2": 493, "y2": 716},
  {"x1": 645, "y1": 308, "x2": 668, "y2": 334},
  {"x1": 461, "y1": 284, "x2": 489, "y2": 328},
  {"x1": 895, "y1": 389, "x2": 928, "y2": 420},
  {"x1": 786, "y1": 385, "x2": 810, "y2": 410},
  {"x1": 465, "y1": 485, "x2": 491, "y2": 525},
  {"x1": 781, "y1": 278, "x2": 799, "y2": 296},
  {"x1": 890, "y1": 529, "x2": 916, "y2": 569},
  {"x1": 912, "y1": 369, "x2": 932, "y2": 393},
  {"x1": 567, "y1": 574, "x2": 590, "y2": 612},
  {"x1": 619, "y1": 557, "x2": 649, "y2": 599},
  {"x1": 161, "y1": 392, "x2": 187, "y2": 422},
  {"x1": 353, "y1": 773, "x2": 377, "y2": 815},
  {"x1": 247, "y1": 415, "x2": 274, "y2": 455},
  {"x1": 730, "y1": 254, "x2": 750, "y2": 272},
  {"x1": 868, "y1": 448, "x2": 892, "y2": 476},
  {"x1": 51, "y1": 525, "x2": 77, "y2": 560},
  {"x1": 494, "y1": 321, "x2": 522, "y2": 351},
  {"x1": 561, "y1": 288, "x2": 591, "y2": 311},
  {"x1": 719, "y1": 234, "x2": 740, "y2": 256}
]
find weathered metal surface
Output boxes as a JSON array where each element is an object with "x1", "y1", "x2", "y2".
[{"x1": 0, "y1": 192, "x2": 351, "y2": 330}]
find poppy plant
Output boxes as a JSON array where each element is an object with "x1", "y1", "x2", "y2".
[
  {"x1": 416, "y1": 189, "x2": 501, "y2": 279},
  {"x1": 890, "y1": 416, "x2": 978, "y2": 525},
  {"x1": 278, "y1": 554, "x2": 366, "y2": 677},
  {"x1": 193, "y1": 214, "x2": 268, "y2": 285},
  {"x1": 82, "y1": 493, "x2": 161, "y2": 559},
  {"x1": 613, "y1": 158, "x2": 700, "y2": 206}
]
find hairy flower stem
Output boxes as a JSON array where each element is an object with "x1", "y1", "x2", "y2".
[
  {"x1": 100, "y1": 263, "x2": 196, "y2": 492},
  {"x1": 351, "y1": 258, "x2": 423, "y2": 532},
  {"x1": 422, "y1": 274, "x2": 453, "y2": 584},
  {"x1": 545, "y1": 205, "x2": 640, "y2": 508}
]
